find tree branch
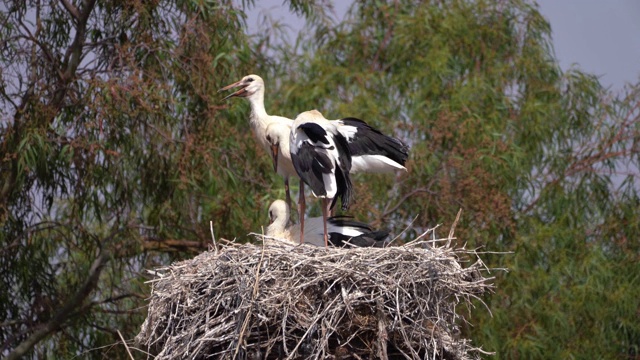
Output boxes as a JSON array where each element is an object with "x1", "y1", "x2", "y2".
[
  {"x1": 54, "y1": 0, "x2": 97, "y2": 106},
  {"x1": 4, "y1": 227, "x2": 115, "y2": 360},
  {"x1": 59, "y1": 0, "x2": 80, "y2": 20},
  {"x1": 380, "y1": 186, "x2": 435, "y2": 220},
  {"x1": 142, "y1": 238, "x2": 208, "y2": 253}
]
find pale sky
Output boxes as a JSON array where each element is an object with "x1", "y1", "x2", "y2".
[
  {"x1": 245, "y1": 0, "x2": 640, "y2": 90},
  {"x1": 536, "y1": 0, "x2": 640, "y2": 90}
]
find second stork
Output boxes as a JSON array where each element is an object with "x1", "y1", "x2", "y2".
[{"x1": 289, "y1": 110, "x2": 353, "y2": 247}]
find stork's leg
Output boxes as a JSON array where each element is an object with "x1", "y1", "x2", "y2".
[
  {"x1": 321, "y1": 198, "x2": 329, "y2": 248},
  {"x1": 284, "y1": 178, "x2": 291, "y2": 215},
  {"x1": 298, "y1": 182, "x2": 305, "y2": 244}
]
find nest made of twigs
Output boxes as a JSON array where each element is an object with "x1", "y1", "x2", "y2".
[{"x1": 136, "y1": 228, "x2": 496, "y2": 360}]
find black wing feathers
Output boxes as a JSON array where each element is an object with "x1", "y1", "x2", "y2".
[
  {"x1": 328, "y1": 216, "x2": 389, "y2": 248},
  {"x1": 291, "y1": 144, "x2": 328, "y2": 197},
  {"x1": 327, "y1": 215, "x2": 389, "y2": 247},
  {"x1": 331, "y1": 131, "x2": 353, "y2": 211},
  {"x1": 292, "y1": 122, "x2": 354, "y2": 211},
  {"x1": 299, "y1": 122, "x2": 330, "y2": 144},
  {"x1": 327, "y1": 216, "x2": 372, "y2": 231},
  {"x1": 341, "y1": 117, "x2": 409, "y2": 166},
  {"x1": 327, "y1": 232, "x2": 386, "y2": 247}
]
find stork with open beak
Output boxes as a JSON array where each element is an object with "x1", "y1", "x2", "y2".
[{"x1": 219, "y1": 75, "x2": 296, "y2": 210}]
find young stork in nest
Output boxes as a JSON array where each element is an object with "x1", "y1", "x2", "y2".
[{"x1": 265, "y1": 200, "x2": 388, "y2": 248}]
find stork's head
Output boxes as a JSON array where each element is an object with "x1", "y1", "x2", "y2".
[
  {"x1": 265, "y1": 199, "x2": 292, "y2": 241},
  {"x1": 218, "y1": 74, "x2": 264, "y2": 101},
  {"x1": 267, "y1": 200, "x2": 289, "y2": 225}
]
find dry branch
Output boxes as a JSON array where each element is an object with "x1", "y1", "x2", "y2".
[{"x1": 136, "y1": 231, "x2": 496, "y2": 359}]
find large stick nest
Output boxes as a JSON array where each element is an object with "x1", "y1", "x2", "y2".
[{"x1": 136, "y1": 229, "x2": 495, "y2": 359}]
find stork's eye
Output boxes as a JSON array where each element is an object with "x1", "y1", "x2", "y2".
[{"x1": 247, "y1": 77, "x2": 254, "y2": 82}]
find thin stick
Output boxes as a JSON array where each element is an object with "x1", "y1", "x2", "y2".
[
  {"x1": 447, "y1": 209, "x2": 462, "y2": 247},
  {"x1": 387, "y1": 214, "x2": 420, "y2": 246},
  {"x1": 117, "y1": 330, "x2": 135, "y2": 360},
  {"x1": 210, "y1": 221, "x2": 218, "y2": 255}
]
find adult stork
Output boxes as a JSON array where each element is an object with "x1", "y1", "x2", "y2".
[
  {"x1": 219, "y1": 74, "x2": 297, "y2": 210},
  {"x1": 265, "y1": 118, "x2": 408, "y2": 244},
  {"x1": 265, "y1": 200, "x2": 388, "y2": 248},
  {"x1": 289, "y1": 110, "x2": 353, "y2": 247},
  {"x1": 266, "y1": 119, "x2": 409, "y2": 176}
]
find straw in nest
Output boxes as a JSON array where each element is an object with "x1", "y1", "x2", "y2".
[{"x1": 136, "y1": 225, "x2": 496, "y2": 359}]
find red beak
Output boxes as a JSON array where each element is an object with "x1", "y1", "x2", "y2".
[
  {"x1": 270, "y1": 144, "x2": 279, "y2": 172},
  {"x1": 218, "y1": 79, "x2": 248, "y2": 100}
]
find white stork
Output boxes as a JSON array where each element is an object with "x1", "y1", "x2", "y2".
[
  {"x1": 266, "y1": 119, "x2": 409, "y2": 176},
  {"x1": 219, "y1": 74, "x2": 295, "y2": 210},
  {"x1": 265, "y1": 122, "x2": 299, "y2": 210},
  {"x1": 220, "y1": 74, "x2": 410, "y2": 215},
  {"x1": 289, "y1": 110, "x2": 353, "y2": 247},
  {"x1": 266, "y1": 200, "x2": 388, "y2": 248},
  {"x1": 265, "y1": 118, "x2": 409, "y2": 245}
]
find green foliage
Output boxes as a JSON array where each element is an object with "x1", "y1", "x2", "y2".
[{"x1": 0, "y1": 0, "x2": 315, "y2": 358}]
